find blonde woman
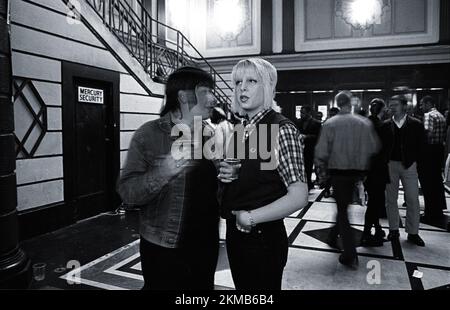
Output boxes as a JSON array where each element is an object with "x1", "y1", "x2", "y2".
[{"x1": 218, "y1": 58, "x2": 308, "y2": 289}]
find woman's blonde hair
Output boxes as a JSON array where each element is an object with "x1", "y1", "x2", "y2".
[{"x1": 231, "y1": 58, "x2": 281, "y2": 115}]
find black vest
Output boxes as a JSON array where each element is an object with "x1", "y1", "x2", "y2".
[{"x1": 221, "y1": 110, "x2": 294, "y2": 219}]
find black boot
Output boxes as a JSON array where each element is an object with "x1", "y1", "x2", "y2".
[
  {"x1": 338, "y1": 254, "x2": 359, "y2": 269},
  {"x1": 407, "y1": 234, "x2": 425, "y2": 247},
  {"x1": 374, "y1": 226, "x2": 386, "y2": 240},
  {"x1": 361, "y1": 232, "x2": 383, "y2": 247}
]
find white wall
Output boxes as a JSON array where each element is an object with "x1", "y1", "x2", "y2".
[{"x1": 11, "y1": 0, "x2": 164, "y2": 212}]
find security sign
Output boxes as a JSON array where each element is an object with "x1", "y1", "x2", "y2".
[{"x1": 78, "y1": 86, "x2": 104, "y2": 104}]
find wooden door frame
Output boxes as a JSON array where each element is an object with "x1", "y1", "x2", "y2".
[{"x1": 62, "y1": 62, "x2": 120, "y2": 220}]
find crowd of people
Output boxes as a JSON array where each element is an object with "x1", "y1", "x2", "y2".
[{"x1": 116, "y1": 57, "x2": 448, "y2": 290}]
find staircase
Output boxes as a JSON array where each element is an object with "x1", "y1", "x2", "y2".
[{"x1": 82, "y1": 0, "x2": 232, "y2": 108}]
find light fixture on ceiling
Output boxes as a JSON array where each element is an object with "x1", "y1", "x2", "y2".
[
  {"x1": 336, "y1": 0, "x2": 389, "y2": 30},
  {"x1": 212, "y1": 0, "x2": 250, "y2": 41},
  {"x1": 393, "y1": 86, "x2": 411, "y2": 92}
]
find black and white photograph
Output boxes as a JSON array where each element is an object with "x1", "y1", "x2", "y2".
[{"x1": 0, "y1": 0, "x2": 449, "y2": 303}]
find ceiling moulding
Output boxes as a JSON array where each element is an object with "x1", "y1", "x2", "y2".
[
  {"x1": 295, "y1": 0, "x2": 440, "y2": 52},
  {"x1": 199, "y1": 45, "x2": 450, "y2": 72}
]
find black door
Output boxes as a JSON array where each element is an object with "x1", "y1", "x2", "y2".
[
  {"x1": 62, "y1": 62, "x2": 120, "y2": 222},
  {"x1": 63, "y1": 63, "x2": 120, "y2": 223},
  {"x1": 73, "y1": 80, "x2": 113, "y2": 219}
]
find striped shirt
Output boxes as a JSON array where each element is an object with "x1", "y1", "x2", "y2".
[{"x1": 424, "y1": 108, "x2": 446, "y2": 145}]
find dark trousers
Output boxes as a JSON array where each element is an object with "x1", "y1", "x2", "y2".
[
  {"x1": 330, "y1": 174, "x2": 361, "y2": 259},
  {"x1": 418, "y1": 144, "x2": 447, "y2": 218},
  {"x1": 304, "y1": 148, "x2": 314, "y2": 190},
  {"x1": 226, "y1": 219, "x2": 288, "y2": 290},
  {"x1": 139, "y1": 236, "x2": 219, "y2": 290},
  {"x1": 364, "y1": 179, "x2": 386, "y2": 232}
]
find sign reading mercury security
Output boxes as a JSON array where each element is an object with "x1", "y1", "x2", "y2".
[{"x1": 78, "y1": 86, "x2": 104, "y2": 104}]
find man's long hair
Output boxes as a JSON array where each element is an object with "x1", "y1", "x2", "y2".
[{"x1": 160, "y1": 67, "x2": 214, "y2": 116}]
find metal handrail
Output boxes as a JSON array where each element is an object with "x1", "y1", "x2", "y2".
[{"x1": 82, "y1": 0, "x2": 232, "y2": 107}]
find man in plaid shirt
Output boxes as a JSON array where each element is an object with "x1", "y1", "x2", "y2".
[{"x1": 419, "y1": 96, "x2": 447, "y2": 224}]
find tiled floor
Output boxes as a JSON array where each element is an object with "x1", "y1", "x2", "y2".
[{"x1": 23, "y1": 188, "x2": 450, "y2": 290}]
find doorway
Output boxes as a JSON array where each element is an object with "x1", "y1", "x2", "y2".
[{"x1": 62, "y1": 63, "x2": 120, "y2": 221}]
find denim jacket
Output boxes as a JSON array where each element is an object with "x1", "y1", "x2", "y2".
[{"x1": 117, "y1": 114, "x2": 191, "y2": 248}]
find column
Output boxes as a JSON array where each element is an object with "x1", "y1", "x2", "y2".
[{"x1": 0, "y1": 0, "x2": 31, "y2": 289}]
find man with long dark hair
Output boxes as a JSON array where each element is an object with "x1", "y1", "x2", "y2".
[{"x1": 117, "y1": 67, "x2": 220, "y2": 290}]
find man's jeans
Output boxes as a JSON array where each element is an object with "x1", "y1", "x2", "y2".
[
  {"x1": 386, "y1": 161, "x2": 420, "y2": 234},
  {"x1": 140, "y1": 236, "x2": 219, "y2": 290},
  {"x1": 330, "y1": 174, "x2": 362, "y2": 259}
]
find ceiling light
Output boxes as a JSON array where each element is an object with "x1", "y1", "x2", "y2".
[
  {"x1": 336, "y1": 0, "x2": 388, "y2": 30},
  {"x1": 212, "y1": 0, "x2": 249, "y2": 41}
]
